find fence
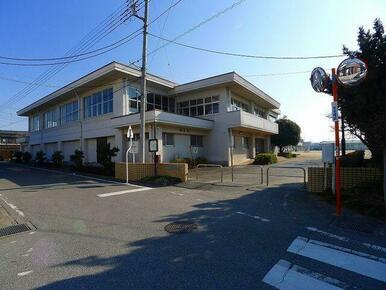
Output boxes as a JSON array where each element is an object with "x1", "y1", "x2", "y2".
[
  {"x1": 307, "y1": 167, "x2": 382, "y2": 192},
  {"x1": 266, "y1": 166, "x2": 307, "y2": 188}
]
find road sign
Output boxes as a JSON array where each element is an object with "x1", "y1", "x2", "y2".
[
  {"x1": 331, "y1": 101, "x2": 339, "y2": 122},
  {"x1": 148, "y1": 139, "x2": 158, "y2": 152},
  {"x1": 130, "y1": 141, "x2": 139, "y2": 154},
  {"x1": 127, "y1": 125, "x2": 133, "y2": 139}
]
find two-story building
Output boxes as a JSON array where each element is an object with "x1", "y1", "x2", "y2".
[{"x1": 17, "y1": 62, "x2": 280, "y2": 166}]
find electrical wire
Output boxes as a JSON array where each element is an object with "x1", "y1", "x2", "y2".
[{"x1": 148, "y1": 34, "x2": 345, "y2": 60}]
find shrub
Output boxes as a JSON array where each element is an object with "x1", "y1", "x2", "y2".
[
  {"x1": 278, "y1": 152, "x2": 298, "y2": 158},
  {"x1": 70, "y1": 150, "x2": 84, "y2": 169},
  {"x1": 22, "y1": 152, "x2": 32, "y2": 163},
  {"x1": 12, "y1": 150, "x2": 23, "y2": 163},
  {"x1": 140, "y1": 175, "x2": 181, "y2": 186},
  {"x1": 254, "y1": 153, "x2": 277, "y2": 165},
  {"x1": 52, "y1": 151, "x2": 64, "y2": 167},
  {"x1": 340, "y1": 150, "x2": 364, "y2": 167},
  {"x1": 35, "y1": 150, "x2": 46, "y2": 165},
  {"x1": 99, "y1": 144, "x2": 119, "y2": 174}
]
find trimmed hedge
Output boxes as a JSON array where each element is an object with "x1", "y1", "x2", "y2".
[
  {"x1": 340, "y1": 150, "x2": 364, "y2": 167},
  {"x1": 254, "y1": 153, "x2": 277, "y2": 165},
  {"x1": 141, "y1": 175, "x2": 181, "y2": 186},
  {"x1": 278, "y1": 152, "x2": 298, "y2": 158}
]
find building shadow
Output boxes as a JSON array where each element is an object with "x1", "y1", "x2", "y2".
[{"x1": 36, "y1": 182, "x2": 336, "y2": 290}]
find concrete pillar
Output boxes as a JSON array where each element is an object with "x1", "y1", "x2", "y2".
[
  {"x1": 114, "y1": 129, "x2": 124, "y2": 162},
  {"x1": 252, "y1": 133, "x2": 256, "y2": 158},
  {"x1": 265, "y1": 136, "x2": 271, "y2": 152}
]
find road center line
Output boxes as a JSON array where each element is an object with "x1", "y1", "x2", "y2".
[
  {"x1": 97, "y1": 187, "x2": 152, "y2": 197},
  {"x1": 17, "y1": 270, "x2": 33, "y2": 277},
  {"x1": 235, "y1": 211, "x2": 270, "y2": 222}
]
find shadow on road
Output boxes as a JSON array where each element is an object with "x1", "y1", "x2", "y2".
[{"x1": 36, "y1": 182, "x2": 336, "y2": 290}]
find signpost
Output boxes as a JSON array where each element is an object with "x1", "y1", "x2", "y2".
[
  {"x1": 125, "y1": 126, "x2": 134, "y2": 184},
  {"x1": 310, "y1": 57, "x2": 367, "y2": 215},
  {"x1": 148, "y1": 139, "x2": 158, "y2": 176}
]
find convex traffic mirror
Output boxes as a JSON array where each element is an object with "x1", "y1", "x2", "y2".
[
  {"x1": 310, "y1": 67, "x2": 330, "y2": 93},
  {"x1": 337, "y1": 57, "x2": 367, "y2": 86}
]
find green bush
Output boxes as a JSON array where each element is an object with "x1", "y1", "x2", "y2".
[
  {"x1": 22, "y1": 152, "x2": 32, "y2": 163},
  {"x1": 340, "y1": 150, "x2": 364, "y2": 167},
  {"x1": 70, "y1": 150, "x2": 84, "y2": 169},
  {"x1": 278, "y1": 152, "x2": 298, "y2": 158},
  {"x1": 99, "y1": 144, "x2": 119, "y2": 174},
  {"x1": 254, "y1": 153, "x2": 277, "y2": 165},
  {"x1": 12, "y1": 150, "x2": 23, "y2": 163},
  {"x1": 52, "y1": 151, "x2": 64, "y2": 167},
  {"x1": 35, "y1": 150, "x2": 46, "y2": 165},
  {"x1": 141, "y1": 175, "x2": 181, "y2": 186}
]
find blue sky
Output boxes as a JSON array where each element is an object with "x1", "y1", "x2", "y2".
[{"x1": 0, "y1": 0, "x2": 385, "y2": 141}]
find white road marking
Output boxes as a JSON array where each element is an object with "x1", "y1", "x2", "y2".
[
  {"x1": 307, "y1": 226, "x2": 386, "y2": 254},
  {"x1": 263, "y1": 259, "x2": 345, "y2": 290},
  {"x1": 29, "y1": 231, "x2": 35, "y2": 235},
  {"x1": 10, "y1": 240, "x2": 16, "y2": 244},
  {"x1": 17, "y1": 270, "x2": 33, "y2": 277},
  {"x1": 26, "y1": 248, "x2": 33, "y2": 253},
  {"x1": 0, "y1": 196, "x2": 25, "y2": 217},
  {"x1": 97, "y1": 187, "x2": 152, "y2": 197},
  {"x1": 235, "y1": 211, "x2": 270, "y2": 222},
  {"x1": 22, "y1": 254, "x2": 30, "y2": 257},
  {"x1": 287, "y1": 236, "x2": 386, "y2": 283},
  {"x1": 170, "y1": 192, "x2": 184, "y2": 196}
]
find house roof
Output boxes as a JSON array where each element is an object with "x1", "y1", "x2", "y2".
[{"x1": 17, "y1": 61, "x2": 280, "y2": 116}]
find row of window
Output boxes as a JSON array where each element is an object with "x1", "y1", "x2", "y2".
[
  {"x1": 230, "y1": 98, "x2": 268, "y2": 119},
  {"x1": 30, "y1": 88, "x2": 113, "y2": 131},
  {"x1": 176, "y1": 96, "x2": 220, "y2": 117},
  {"x1": 127, "y1": 86, "x2": 176, "y2": 114},
  {"x1": 162, "y1": 133, "x2": 203, "y2": 147}
]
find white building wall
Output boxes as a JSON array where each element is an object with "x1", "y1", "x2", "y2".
[{"x1": 62, "y1": 140, "x2": 80, "y2": 161}]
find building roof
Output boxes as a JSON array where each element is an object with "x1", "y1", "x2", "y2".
[{"x1": 17, "y1": 61, "x2": 280, "y2": 116}]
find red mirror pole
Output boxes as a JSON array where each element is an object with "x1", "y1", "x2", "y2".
[{"x1": 332, "y1": 68, "x2": 342, "y2": 215}]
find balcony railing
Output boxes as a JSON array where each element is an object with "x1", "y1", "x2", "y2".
[{"x1": 228, "y1": 110, "x2": 278, "y2": 134}]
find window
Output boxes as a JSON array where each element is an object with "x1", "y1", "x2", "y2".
[
  {"x1": 190, "y1": 135, "x2": 203, "y2": 147},
  {"x1": 44, "y1": 109, "x2": 58, "y2": 128},
  {"x1": 128, "y1": 86, "x2": 141, "y2": 113},
  {"x1": 133, "y1": 133, "x2": 149, "y2": 141},
  {"x1": 253, "y1": 106, "x2": 267, "y2": 119},
  {"x1": 84, "y1": 88, "x2": 113, "y2": 118},
  {"x1": 96, "y1": 137, "x2": 108, "y2": 164},
  {"x1": 30, "y1": 115, "x2": 40, "y2": 132},
  {"x1": 60, "y1": 101, "x2": 79, "y2": 125},
  {"x1": 162, "y1": 133, "x2": 174, "y2": 145},
  {"x1": 145, "y1": 92, "x2": 175, "y2": 113},
  {"x1": 241, "y1": 136, "x2": 249, "y2": 149},
  {"x1": 231, "y1": 98, "x2": 249, "y2": 113},
  {"x1": 177, "y1": 96, "x2": 219, "y2": 117}
]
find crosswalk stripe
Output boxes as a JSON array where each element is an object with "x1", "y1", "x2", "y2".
[
  {"x1": 287, "y1": 236, "x2": 386, "y2": 283},
  {"x1": 262, "y1": 259, "x2": 346, "y2": 290}
]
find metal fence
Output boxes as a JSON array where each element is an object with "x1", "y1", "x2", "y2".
[{"x1": 266, "y1": 166, "x2": 307, "y2": 188}]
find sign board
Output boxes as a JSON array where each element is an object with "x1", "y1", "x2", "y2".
[
  {"x1": 321, "y1": 142, "x2": 335, "y2": 163},
  {"x1": 129, "y1": 141, "x2": 139, "y2": 154},
  {"x1": 331, "y1": 101, "x2": 339, "y2": 122},
  {"x1": 148, "y1": 139, "x2": 158, "y2": 153}
]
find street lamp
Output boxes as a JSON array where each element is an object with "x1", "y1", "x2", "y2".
[{"x1": 310, "y1": 57, "x2": 367, "y2": 215}]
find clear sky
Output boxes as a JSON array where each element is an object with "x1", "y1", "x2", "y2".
[{"x1": 0, "y1": 0, "x2": 385, "y2": 141}]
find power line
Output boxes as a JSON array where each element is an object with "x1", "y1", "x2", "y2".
[{"x1": 148, "y1": 33, "x2": 345, "y2": 60}]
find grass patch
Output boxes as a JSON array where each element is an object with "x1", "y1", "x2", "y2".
[{"x1": 140, "y1": 175, "x2": 181, "y2": 186}]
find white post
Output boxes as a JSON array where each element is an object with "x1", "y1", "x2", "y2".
[{"x1": 126, "y1": 126, "x2": 134, "y2": 184}]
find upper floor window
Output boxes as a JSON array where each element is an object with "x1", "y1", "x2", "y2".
[
  {"x1": 84, "y1": 88, "x2": 113, "y2": 119},
  {"x1": 147, "y1": 93, "x2": 175, "y2": 113},
  {"x1": 30, "y1": 115, "x2": 40, "y2": 132},
  {"x1": 231, "y1": 98, "x2": 249, "y2": 113},
  {"x1": 253, "y1": 106, "x2": 267, "y2": 119},
  {"x1": 177, "y1": 96, "x2": 219, "y2": 117},
  {"x1": 128, "y1": 86, "x2": 141, "y2": 113},
  {"x1": 44, "y1": 109, "x2": 58, "y2": 129},
  {"x1": 60, "y1": 101, "x2": 79, "y2": 125}
]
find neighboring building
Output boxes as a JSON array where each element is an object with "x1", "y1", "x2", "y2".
[
  {"x1": 17, "y1": 62, "x2": 280, "y2": 166},
  {"x1": 0, "y1": 130, "x2": 28, "y2": 160}
]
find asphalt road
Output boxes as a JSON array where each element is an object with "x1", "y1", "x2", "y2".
[{"x1": 0, "y1": 160, "x2": 385, "y2": 289}]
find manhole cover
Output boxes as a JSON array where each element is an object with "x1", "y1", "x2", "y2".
[
  {"x1": 0, "y1": 223, "x2": 31, "y2": 237},
  {"x1": 164, "y1": 221, "x2": 197, "y2": 234}
]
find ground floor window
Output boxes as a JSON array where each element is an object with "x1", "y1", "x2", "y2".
[
  {"x1": 96, "y1": 137, "x2": 108, "y2": 163},
  {"x1": 190, "y1": 135, "x2": 203, "y2": 147},
  {"x1": 162, "y1": 133, "x2": 174, "y2": 146}
]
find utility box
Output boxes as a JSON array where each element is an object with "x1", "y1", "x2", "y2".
[{"x1": 321, "y1": 142, "x2": 335, "y2": 163}]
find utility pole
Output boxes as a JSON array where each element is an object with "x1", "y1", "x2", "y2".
[
  {"x1": 341, "y1": 111, "x2": 346, "y2": 156},
  {"x1": 131, "y1": 0, "x2": 149, "y2": 163}
]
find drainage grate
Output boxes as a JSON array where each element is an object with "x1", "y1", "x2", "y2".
[
  {"x1": 164, "y1": 221, "x2": 198, "y2": 234},
  {"x1": 0, "y1": 224, "x2": 31, "y2": 237}
]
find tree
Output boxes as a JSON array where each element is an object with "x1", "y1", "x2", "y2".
[
  {"x1": 271, "y1": 118, "x2": 301, "y2": 153},
  {"x1": 339, "y1": 19, "x2": 386, "y2": 166},
  {"x1": 70, "y1": 150, "x2": 84, "y2": 170},
  {"x1": 22, "y1": 152, "x2": 32, "y2": 163},
  {"x1": 35, "y1": 150, "x2": 46, "y2": 165},
  {"x1": 100, "y1": 144, "x2": 119, "y2": 174}
]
